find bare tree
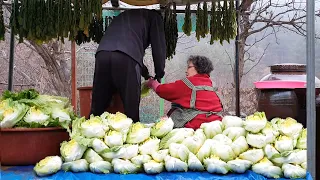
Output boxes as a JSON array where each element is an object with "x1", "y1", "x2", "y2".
[
  {"x1": 235, "y1": 0, "x2": 311, "y2": 87},
  {"x1": 2, "y1": 4, "x2": 71, "y2": 96}
]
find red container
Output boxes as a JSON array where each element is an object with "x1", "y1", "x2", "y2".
[
  {"x1": 0, "y1": 127, "x2": 69, "y2": 166},
  {"x1": 78, "y1": 86, "x2": 124, "y2": 118}
]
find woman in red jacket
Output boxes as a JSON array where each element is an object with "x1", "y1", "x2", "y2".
[{"x1": 147, "y1": 55, "x2": 223, "y2": 129}]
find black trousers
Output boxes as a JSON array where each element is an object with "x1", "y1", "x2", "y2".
[{"x1": 90, "y1": 51, "x2": 141, "y2": 122}]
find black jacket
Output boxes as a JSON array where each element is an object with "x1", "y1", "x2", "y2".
[{"x1": 97, "y1": 9, "x2": 166, "y2": 79}]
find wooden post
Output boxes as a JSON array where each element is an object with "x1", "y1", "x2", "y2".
[{"x1": 71, "y1": 41, "x2": 77, "y2": 111}]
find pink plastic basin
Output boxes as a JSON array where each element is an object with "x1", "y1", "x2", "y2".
[{"x1": 254, "y1": 80, "x2": 306, "y2": 89}]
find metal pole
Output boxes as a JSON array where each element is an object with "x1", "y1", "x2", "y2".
[
  {"x1": 159, "y1": 78, "x2": 165, "y2": 117},
  {"x1": 235, "y1": 0, "x2": 240, "y2": 117},
  {"x1": 71, "y1": 41, "x2": 77, "y2": 111},
  {"x1": 8, "y1": 1, "x2": 15, "y2": 91},
  {"x1": 306, "y1": 0, "x2": 316, "y2": 179}
]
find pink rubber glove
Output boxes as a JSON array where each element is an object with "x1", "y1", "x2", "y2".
[{"x1": 147, "y1": 78, "x2": 160, "y2": 91}]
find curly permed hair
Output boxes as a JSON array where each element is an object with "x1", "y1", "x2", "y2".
[{"x1": 187, "y1": 55, "x2": 214, "y2": 75}]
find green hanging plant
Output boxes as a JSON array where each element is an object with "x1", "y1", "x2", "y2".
[
  {"x1": 216, "y1": 1, "x2": 223, "y2": 44},
  {"x1": 164, "y1": 3, "x2": 178, "y2": 60},
  {"x1": 202, "y1": 1, "x2": 209, "y2": 37},
  {"x1": 182, "y1": 1, "x2": 192, "y2": 36},
  {"x1": 10, "y1": 0, "x2": 103, "y2": 44},
  {"x1": 195, "y1": 3, "x2": 203, "y2": 41},
  {"x1": 210, "y1": 1, "x2": 217, "y2": 44}
]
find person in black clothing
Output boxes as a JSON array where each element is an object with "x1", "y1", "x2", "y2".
[{"x1": 90, "y1": 9, "x2": 166, "y2": 122}]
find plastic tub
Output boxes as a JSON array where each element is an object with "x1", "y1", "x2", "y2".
[
  {"x1": 0, "y1": 127, "x2": 69, "y2": 166},
  {"x1": 78, "y1": 86, "x2": 124, "y2": 118}
]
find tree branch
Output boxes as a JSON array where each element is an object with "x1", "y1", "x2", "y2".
[
  {"x1": 244, "y1": 43, "x2": 270, "y2": 76},
  {"x1": 224, "y1": 49, "x2": 234, "y2": 73}
]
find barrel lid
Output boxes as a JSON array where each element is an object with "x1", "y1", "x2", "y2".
[{"x1": 270, "y1": 63, "x2": 306, "y2": 73}]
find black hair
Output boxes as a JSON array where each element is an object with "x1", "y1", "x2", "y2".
[{"x1": 187, "y1": 55, "x2": 214, "y2": 75}]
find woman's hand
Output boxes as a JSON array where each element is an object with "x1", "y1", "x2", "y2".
[{"x1": 147, "y1": 78, "x2": 160, "y2": 91}]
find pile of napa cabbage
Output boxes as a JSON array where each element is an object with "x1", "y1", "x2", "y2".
[{"x1": 34, "y1": 111, "x2": 307, "y2": 179}]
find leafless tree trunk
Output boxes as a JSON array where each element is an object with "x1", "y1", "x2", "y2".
[
  {"x1": 234, "y1": 0, "x2": 310, "y2": 87},
  {"x1": 28, "y1": 41, "x2": 71, "y2": 96}
]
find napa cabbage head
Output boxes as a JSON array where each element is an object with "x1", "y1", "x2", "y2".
[
  {"x1": 0, "y1": 99, "x2": 12, "y2": 119},
  {"x1": 282, "y1": 164, "x2": 306, "y2": 179},
  {"x1": 122, "y1": 144, "x2": 139, "y2": 160},
  {"x1": 212, "y1": 134, "x2": 232, "y2": 145},
  {"x1": 34, "y1": 156, "x2": 62, "y2": 177},
  {"x1": 246, "y1": 133, "x2": 268, "y2": 148},
  {"x1": 81, "y1": 116, "x2": 108, "y2": 138},
  {"x1": 151, "y1": 149, "x2": 169, "y2": 162},
  {"x1": 34, "y1": 94, "x2": 69, "y2": 108},
  {"x1": 139, "y1": 137, "x2": 160, "y2": 155},
  {"x1": 182, "y1": 129, "x2": 206, "y2": 154},
  {"x1": 131, "y1": 155, "x2": 152, "y2": 166},
  {"x1": 188, "y1": 152, "x2": 205, "y2": 171},
  {"x1": 262, "y1": 122, "x2": 279, "y2": 144},
  {"x1": 196, "y1": 139, "x2": 215, "y2": 163},
  {"x1": 252, "y1": 157, "x2": 283, "y2": 179},
  {"x1": 60, "y1": 139, "x2": 87, "y2": 162},
  {"x1": 104, "y1": 130, "x2": 124, "y2": 147},
  {"x1": 61, "y1": 159, "x2": 89, "y2": 172},
  {"x1": 223, "y1": 127, "x2": 246, "y2": 141},
  {"x1": 107, "y1": 112, "x2": 133, "y2": 132},
  {"x1": 301, "y1": 162, "x2": 307, "y2": 170},
  {"x1": 239, "y1": 149, "x2": 264, "y2": 164},
  {"x1": 222, "y1": 115, "x2": 244, "y2": 128},
  {"x1": 231, "y1": 136, "x2": 249, "y2": 157},
  {"x1": 211, "y1": 144, "x2": 235, "y2": 162},
  {"x1": 126, "y1": 122, "x2": 150, "y2": 144},
  {"x1": 275, "y1": 135, "x2": 294, "y2": 153},
  {"x1": 169, "y1": 143, "x2": 190, "y2": 162},
  {"x1": 277, "y1": 117, "x2": 303, "y2": 138},
  {"x1": 90, "y1": 138, "x2": 109, "y2": 153},
  {"x1": 159, "y1": 128, "x2": 194, "y2": 149},
  {"x1": 23, "y1": 106, "x2": 50, "y2": 125},
  {"x1": 0, "y1": 101, "x2": 28, "y2": 128},
  {"x1": 200, "y1": 120, "x2": 223, "y2": 139},
  {"x1": 99, "y1": 146, "x2": 125, "y2": 160},
  {"x1": 286, "y1": 149, "x2": 306, "y2": 165},
  {"x1": 244, "y1": 112, "x2": 267, "y2": 133},
  {"x1": 83, "y1": 148, "x2": 104, "y2": 163},
  {"x1": 112, "y1": 158, "x2": 140, "y2": 174},
  {"x1": 143, "y1": 160, "x2": 164, "y2": 174},
  {"x1": 296, "y1": 128, "x2": 307, "y2": 149},
  {"x1": 203, "y1": 155, "x2": 229, "y2": 175},
  {"x1": 89, "y1": 161, "x2": 113, "y2": 174},
  {"x1": 227, "y1": 158, "x2": 252, "y2": 174},
  {"x1": 51, "y1": 107, "x2": 72, "y2": 123},
  {"x1": 164, "y1": 155, "x2": 188, "y2": 172},
  {"x1": 151, "y1": 117, "x2": 174, "y2": 138},
  {"x1": 264, "y1": 144, "x2": 280, "y2": 159}
]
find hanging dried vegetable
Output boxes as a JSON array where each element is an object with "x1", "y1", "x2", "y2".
[
  {"x1": 164, "y1": 3, "x2": 178, "y2": 60},
  {"x1": 202, "y1": 1, "x2": 209, "y2": 37},
  {"x1": 195, "y1": 3, "x2": 203, "y2": 41},
  {"x1": 209, "y1": 0, "x2": 237, "y2": 44},
  {"x1": 227, "y1": 0, "x2": 237, "y2": 41},
  {"x1": 210, "y1": 1, "x2": 217, "y2": 44},
  {"x1": 9, "y1": 0, "x2": 102, "y2": 44},
  {"x1": 75, "y1": 15, "x2": 104, "y2": 45},
  {"x1": 221, "y1": 0, "x2": 228, "y2": 43},
  {"x1": 182, "y1": 1, "x2": 191, "y2": 36}
]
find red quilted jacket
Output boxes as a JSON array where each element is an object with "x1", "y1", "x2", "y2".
[{"x1": 155, "y1": 74, "x2": 223, "y2": 129}]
